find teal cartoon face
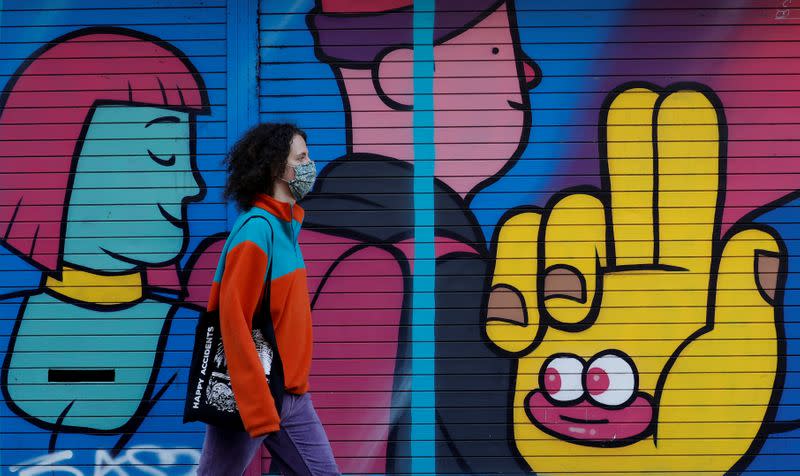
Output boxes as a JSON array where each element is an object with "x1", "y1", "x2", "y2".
[{"x1": 63, "y1": 105, "x2": 202, "y2": 272}]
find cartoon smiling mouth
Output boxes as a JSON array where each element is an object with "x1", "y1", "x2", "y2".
[
  {"x1": 508, "y1": 99, "x2": 526, "y2": 110},
  {"x1": 525, "y1": 390, "x2": 655, "y2": 447},
  {"x1": 157, "y1": 203, "x2": 183, "y2": 228}
]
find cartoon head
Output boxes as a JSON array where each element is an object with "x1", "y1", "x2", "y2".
[
  {"x1": 0, "y1": 27, "x2": 209, "y2": 274},
  {"x1": 308, "y1": 0, "x2": 540, "y2": 200}
]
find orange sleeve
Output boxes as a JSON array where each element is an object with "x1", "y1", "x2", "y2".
[{"x1": 219, "y1": 240, "x2": 280, "y2": 437}]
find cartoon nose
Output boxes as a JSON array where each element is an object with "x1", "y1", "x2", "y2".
[{"x1": 522, "y1": 57, "x2": 540, "y2": 90}]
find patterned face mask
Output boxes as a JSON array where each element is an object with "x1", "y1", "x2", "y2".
[{"x1": 285, "y1": 160, "x2": 317, "y2": 200}]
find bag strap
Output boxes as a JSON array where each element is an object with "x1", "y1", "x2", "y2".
[
  {"x1": 253, "y1": 218, "x2": 274, "y2": 329},
  {"x1": 227, "y1": 213, "x2": 285, "y2": 409}
]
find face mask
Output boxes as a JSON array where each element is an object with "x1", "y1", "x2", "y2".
[{"x1": 284, "y1": 160, "x2": 317, "y2": 200}]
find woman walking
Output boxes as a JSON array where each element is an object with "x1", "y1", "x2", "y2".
[{"x1": 197, "y1": 123, "x2": 339, "y2": 475}]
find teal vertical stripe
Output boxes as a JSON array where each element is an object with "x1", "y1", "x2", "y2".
[
  {"x1": 226, "y1": 0, "x2": 259, "y2": 229},
  {"x1": 411, "y1": 1, "x2": 436, "y2": 474}
]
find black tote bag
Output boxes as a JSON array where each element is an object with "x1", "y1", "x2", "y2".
[{"x1": 183, "y1": 216, "x2": 285, "y2": 431}]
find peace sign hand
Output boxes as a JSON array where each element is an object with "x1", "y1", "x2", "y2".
[{"x1": 484, "y1": 84, "x2": 783, "y2": 474}]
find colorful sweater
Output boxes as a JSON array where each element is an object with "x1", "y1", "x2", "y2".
[{"x1": 206, "y1": 194, "x2": 312, "y2": 437}]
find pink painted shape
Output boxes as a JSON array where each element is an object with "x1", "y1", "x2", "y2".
[
  {"x1": 523, "y1": 60, "x2": 538, "y2": 86},
  {"x1": 184, "y1": 237, "x2": 224, "y2": 307},
  {"x1": 145, "y1": 264, "x2": 182, "y2": 294}
]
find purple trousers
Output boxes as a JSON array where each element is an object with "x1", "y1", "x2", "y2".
[{"x1": 196, "y1": 393, "x2": 340, "y2": 476}]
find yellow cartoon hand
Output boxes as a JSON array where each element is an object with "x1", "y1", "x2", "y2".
[{"x1": 484, "y1": 85, "x2": 782, "y2": 475}]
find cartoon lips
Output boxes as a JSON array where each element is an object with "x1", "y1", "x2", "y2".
[{"x1": 525, "y1": 351, "x2": 655, "y2": 446}]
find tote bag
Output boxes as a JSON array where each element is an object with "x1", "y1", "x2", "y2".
[{"x1": 183, "y1": 216, "x2": 284, "y2": 430}]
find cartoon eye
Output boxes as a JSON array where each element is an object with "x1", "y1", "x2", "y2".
[
  {"x1": 147, "y1": 149, "x2": 176, "y2": 167},
  {"x1": 492, "y1": 47, "x2": 500, "y2": 55},
  {"x1": 585, "y1": 352, "x2": 636, "y2": 407},
  {"x1": 541, "y1": 355, "x2": 584, "y2": 403}
]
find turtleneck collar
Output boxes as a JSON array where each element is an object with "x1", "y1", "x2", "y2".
[
  {"x1": 253, "y1": 193, "x2": 304, "y2": 223},
  {"x1": 45, "y1": 266, "x2": 143, "y2": 305}
]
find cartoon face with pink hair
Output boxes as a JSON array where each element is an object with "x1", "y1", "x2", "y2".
[{"x1": 0, "y1": 27, "x2": 209, "y2": 432}]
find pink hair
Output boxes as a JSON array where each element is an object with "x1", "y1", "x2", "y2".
[{"x1": 0, "y1": 28, "x2": 208, "y2": 270}]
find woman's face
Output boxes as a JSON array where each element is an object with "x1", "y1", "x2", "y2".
[{"x1": 281, "y1": 134, "x2": 311, "y2": 182}]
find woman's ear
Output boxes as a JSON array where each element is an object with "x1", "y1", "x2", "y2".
[{"x1": 373, "y1": 47, "x2": 413, "y2": 111}]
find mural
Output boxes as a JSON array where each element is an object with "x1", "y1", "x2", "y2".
[{"x1": 2, "y1": 0, "x2": 800, "y2": 474}]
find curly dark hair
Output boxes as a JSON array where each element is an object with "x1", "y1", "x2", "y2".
[{"x1": 223, "y1": 123, "x2": 307, "y2": 210}]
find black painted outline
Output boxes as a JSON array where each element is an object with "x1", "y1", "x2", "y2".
[
  {"x1": 180, "y1": 231, "x2": 228, "y2": 312},
  {"x1": 148, "y1": 149, "x2": 177, "y2": 167},
  {"x1": 372, "y1": 46, "x2": 413, "y2": 112}
]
